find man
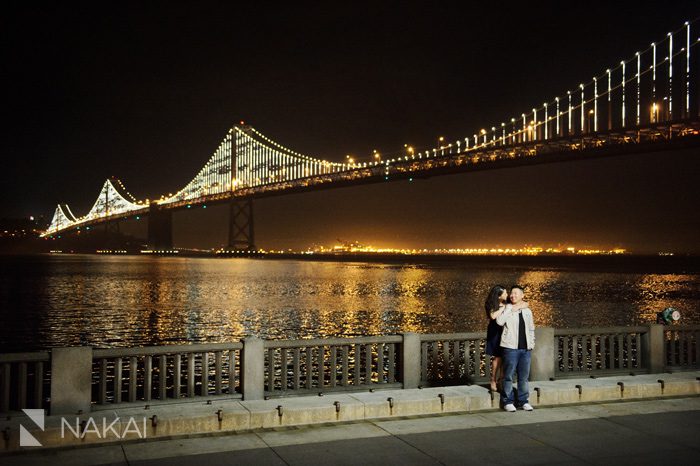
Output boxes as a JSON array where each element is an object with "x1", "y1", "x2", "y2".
[{"x1": 495, "y1": 285, "x2": 535, "y2": 412}]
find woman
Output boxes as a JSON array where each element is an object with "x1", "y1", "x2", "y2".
[{"x1": 484, "y1": 285, "x2": 508, "y2": 392}]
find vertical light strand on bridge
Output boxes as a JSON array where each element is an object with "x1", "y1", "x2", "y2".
[
  {"x1": 652, "y1": 43, "x2": 657, "y2": 122},
  {"x1": 607, "y1": 69, "x2": 612, "y2": 129},
  {"x1": 543, "y1": 104, "x2": 548, "y2": 139},
  {"x1": 555, "y1": 98, "x2": 560, "y2": 137},
  {"x1": 621, "y1": 61, "x2": 626, "y2": 127},
  {"x1": 567, "y1": 91, "x2": 572, "y2": 135},
  {"x1": 521, "y1": 114, "x2": 526, "y2": 142},
  {"x1": 245, "y1": 134, "x2": 251, "y2": 187},
  {"x1": 580, "y1": 84, "x2": 585, "y2": 133},
  {"x1": 685, "y1": 22, "x2": 690, "y2": 118},
  {"x1": 531, "y1": 109, "x2": 536, "y2": 140},
  {"x1": 501, "y1": 122, "x2": 506, "y2": 145},
  {"x1": 593, "y1": 77, "x2": 598, "y2": 132},
  {"x1": 636, "y1": 52, "x2": 641, "y2": 125},
  {"x1": 668, "y1": 32, "x2": 673, "y2": 120}
]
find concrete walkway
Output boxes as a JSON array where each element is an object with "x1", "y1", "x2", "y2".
[{"x1": 3, "y1": 396, "x2": 699, "y2": 465}]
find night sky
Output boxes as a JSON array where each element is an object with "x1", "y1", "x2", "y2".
[{"x1": 2, "y1": 2, "x2": 699, "y2": 253}]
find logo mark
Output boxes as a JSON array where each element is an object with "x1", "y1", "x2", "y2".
[{"x1": 20, "y1": 409, "x2": 44, "y2": 447}]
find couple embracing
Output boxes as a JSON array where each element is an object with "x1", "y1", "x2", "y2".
[{"x1": 484, "y1": 285, "x2": 535, "y2": 412}]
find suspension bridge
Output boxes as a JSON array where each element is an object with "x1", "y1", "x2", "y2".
[{"x1": 42, "y1": 20, "x2": 700, "y2": 251}]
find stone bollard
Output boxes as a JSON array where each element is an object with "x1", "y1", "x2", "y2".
[
  {"x1": 530, "y1": 327, "x2": 555, "y2": 382},
  {"x1": 241, "y1": 336, "x2": 264, "y2": 400},
  {"x1": 643, "y1": 324, "x2": 665, "y2": 374},
  {"x1": 50, "y1": 347, "x2": 92, "y2": 415},
  {"x1": 401, "y1": 333, "x2": 421, "y2": 389}
]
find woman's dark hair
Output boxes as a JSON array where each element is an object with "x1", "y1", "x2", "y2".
[{"x1": 484, "y1": 285, "x2": 506, "y2": 319}]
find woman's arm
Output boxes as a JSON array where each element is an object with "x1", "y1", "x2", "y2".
[
  {"x1": 495, "y1": 304, "x2": 513, "y2": 326},
  {"x1": 489, "y1": 305, "x2": 505, "y2": 320}
]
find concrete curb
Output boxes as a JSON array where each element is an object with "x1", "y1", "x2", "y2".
[{"x1": 2, "y1": 371, "x2": 698, "y2": 452}]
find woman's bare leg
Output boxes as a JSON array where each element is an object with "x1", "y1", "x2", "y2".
[{"x1": 490, "y1": 356, "x2": 502, "y2": 391}]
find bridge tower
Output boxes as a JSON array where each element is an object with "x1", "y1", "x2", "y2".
[
  {"x1": 147, "y1": 204, "x2": 173, "y2": 250},
  {"x1": 228, "y1": 198, "x2": 255, "y2": 251}
]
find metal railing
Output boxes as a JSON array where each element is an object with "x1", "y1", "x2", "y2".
[
  {"x1": 0, "y1": 351, "x2": 50, "y2": 413},
  {"x1": 92, "y1": 343, "x2": 242, "y2": 405},
  {"x1": 664, "y1": 325, "x2": 700, "y2": 369},
  {"x1": 554, "y1": 326, "x2": 648, "y2": 378},
  {"x1": 263, "y1": 336, "x2": 402, "y2": 396},
  {"x1": 1, "y1": 324, "x2": 699, "y2": 414},
  {"x1": 419, "y1": 332, "x2": 489, "y2": 386}
]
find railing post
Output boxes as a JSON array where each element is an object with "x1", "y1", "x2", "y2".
[
  {"x1": 401, "y1": 332, "x2": 421, "y2": 389},
  {"x1": 50, "y1": 347, "x2": 92, "y2": 415},
  {"x1": 241, "y1": 336, "x2": 264, "y2": 400},
  {"x1": 530, "y1": 327, "x2": 555, "y2": 381},
  {"x1": 643, "y1": 324, "x2": 665, "y2": 373}
]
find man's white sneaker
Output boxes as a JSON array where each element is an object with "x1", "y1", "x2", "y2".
[
  {"x1": 522, "y1": 403, "x2": 534, "y2": 411},
  {"x1": 504, "y1": 403, "x2": 516, "y2": 412}
]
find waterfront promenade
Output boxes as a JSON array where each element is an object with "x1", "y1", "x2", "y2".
[{"x1": 3, "y1": 395, "x2": 700, "y2": 465}]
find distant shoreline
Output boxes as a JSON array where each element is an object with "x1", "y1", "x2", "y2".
[
  {"x1": 248, "y1": 252, "x2": 700, "y2": 273},
  {"x1": 9, "y1": 250, "x2": 697, "y2": 273}
]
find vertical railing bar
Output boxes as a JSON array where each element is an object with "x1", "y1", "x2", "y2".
[
  {"x1": 600, "y1": 334, "x2": 607, "y2": 370},
  {"x1": 17, "y1": 362, "x2": 27, "y2": 409},
  {"x1": 341, "y1": 345, "x2": 349, "y2": 386},
  {"x1": 280, "y1": 348, "x2": 288, "y2": 391},
  {"x1": 562, "y1": 336, "x2": 570, "y2": 372},
  {"x1": 215, "y1": 351, "x2": 223, "y2": 395},
  {"x1": 318, "y1": 345, "x2": 326, "y2": 388},
  {"x1": 420, "y1": 342, "x2": 428, "y2": 383},
  {"x1": 388, "y1": 343, "x2": 395, "y2": 383},
  {"x1": 187, "y1": 353, "x2": 195, "y2": 398},
  {"x1": 173, "y1": 353, "x2": 181, "y2": 399},
  {"x1": 330, "y1": 346, "x2": 338, "y2": 387},
  {"x1": 114, "y1": 358, "x2": 123, "y2": 404},
  {"x1": 159, "y1": 355, "x2": 167, "y2": 400},
  {"x1": 292, "y1": 348, "x2": 300, "y2": 390},
  {"x1": 364, "y1": 344, "x2": 372, "y2": 385},
  {"x1": 144, "y1": 355, "x2": 152, "y2": 402},
  {"x1": 376, "y1": 343, "x2": 384, "y2": 384},
  {"x1": 0, "y1": 363, "x2": 9, "y2": 413},
  {"x1": 625, "y1": 334, "x2": 632, "y2": 369},
  {"x1": 33, "y1": 361, "x2": 44, "y2": 408},
  {"x1": 305, "y1": 347, "x2": 313, "y2": 390},
  {"x1": 442, "y1": 340, "x2": 450, "y2": 380},
  {"x1": 616, "y1": 334, "x2": 624, "y2": 369},
  {"x1": 353, "y1": 344, "x2": 360, "y2": 386},
  {"x1": 99, "y1": 358, "x2": 108, "y2": 404},
  {"x1": 128, "y1": 356, "x2": 137, "y2": 403},
  {"x1": 228, "y1": 349, "x2": 237, "y2": 394},
  {"x1": 474, "y1": 339, "x2": 482, "y2": 379},
  {"x1": 268, "y1": 348, "x2": 276, "y2": 392},
  {"x1": 201, "y1": 351, "x2": 210, "y2": 396}
]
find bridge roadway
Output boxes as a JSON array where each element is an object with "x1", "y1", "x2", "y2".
[
  {"x1": 51, "y1": 119, "x2": 700, "y2": 240},
  {"x1": 3, "y1": 372, "x2": 699, "y2": 465}
]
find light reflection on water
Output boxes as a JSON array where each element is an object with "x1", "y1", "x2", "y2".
[{"x1": 0, "y1": 255, "x2": 698, "y2": 351}]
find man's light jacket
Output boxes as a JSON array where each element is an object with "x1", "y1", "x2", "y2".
[{"x1": 495, "y1": 304, "x2": 536, "y2": 350}]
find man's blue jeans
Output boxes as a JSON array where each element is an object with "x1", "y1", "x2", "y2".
[{"x1": 501, "y1": 348, "x2": 531, "y2": 406}]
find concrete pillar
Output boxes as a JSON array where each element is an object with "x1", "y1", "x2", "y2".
[
  {"x1": 401, "y1": 332, "x2": 421, "y2": 389},
  {"x1": 50, "y1": 347, "x2": 92, "y2": 415},
  {"x1": 241, "y1": 336, "x2": 264, "y2": 400},
  {"x1": 530, "y1": 327, "x2": 555, "y2": 381},
  {"x1": 643, "y1": 324, "x2": 665, "y2": 373}
]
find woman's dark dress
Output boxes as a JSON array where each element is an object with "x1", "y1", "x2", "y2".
[{"x1": 485, "y1": 318, "x2": 503, "y2": 357}]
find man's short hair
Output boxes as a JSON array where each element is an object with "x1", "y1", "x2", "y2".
[{"x1": 511, "y1": 285, "x2": 525, "y2": 293}]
